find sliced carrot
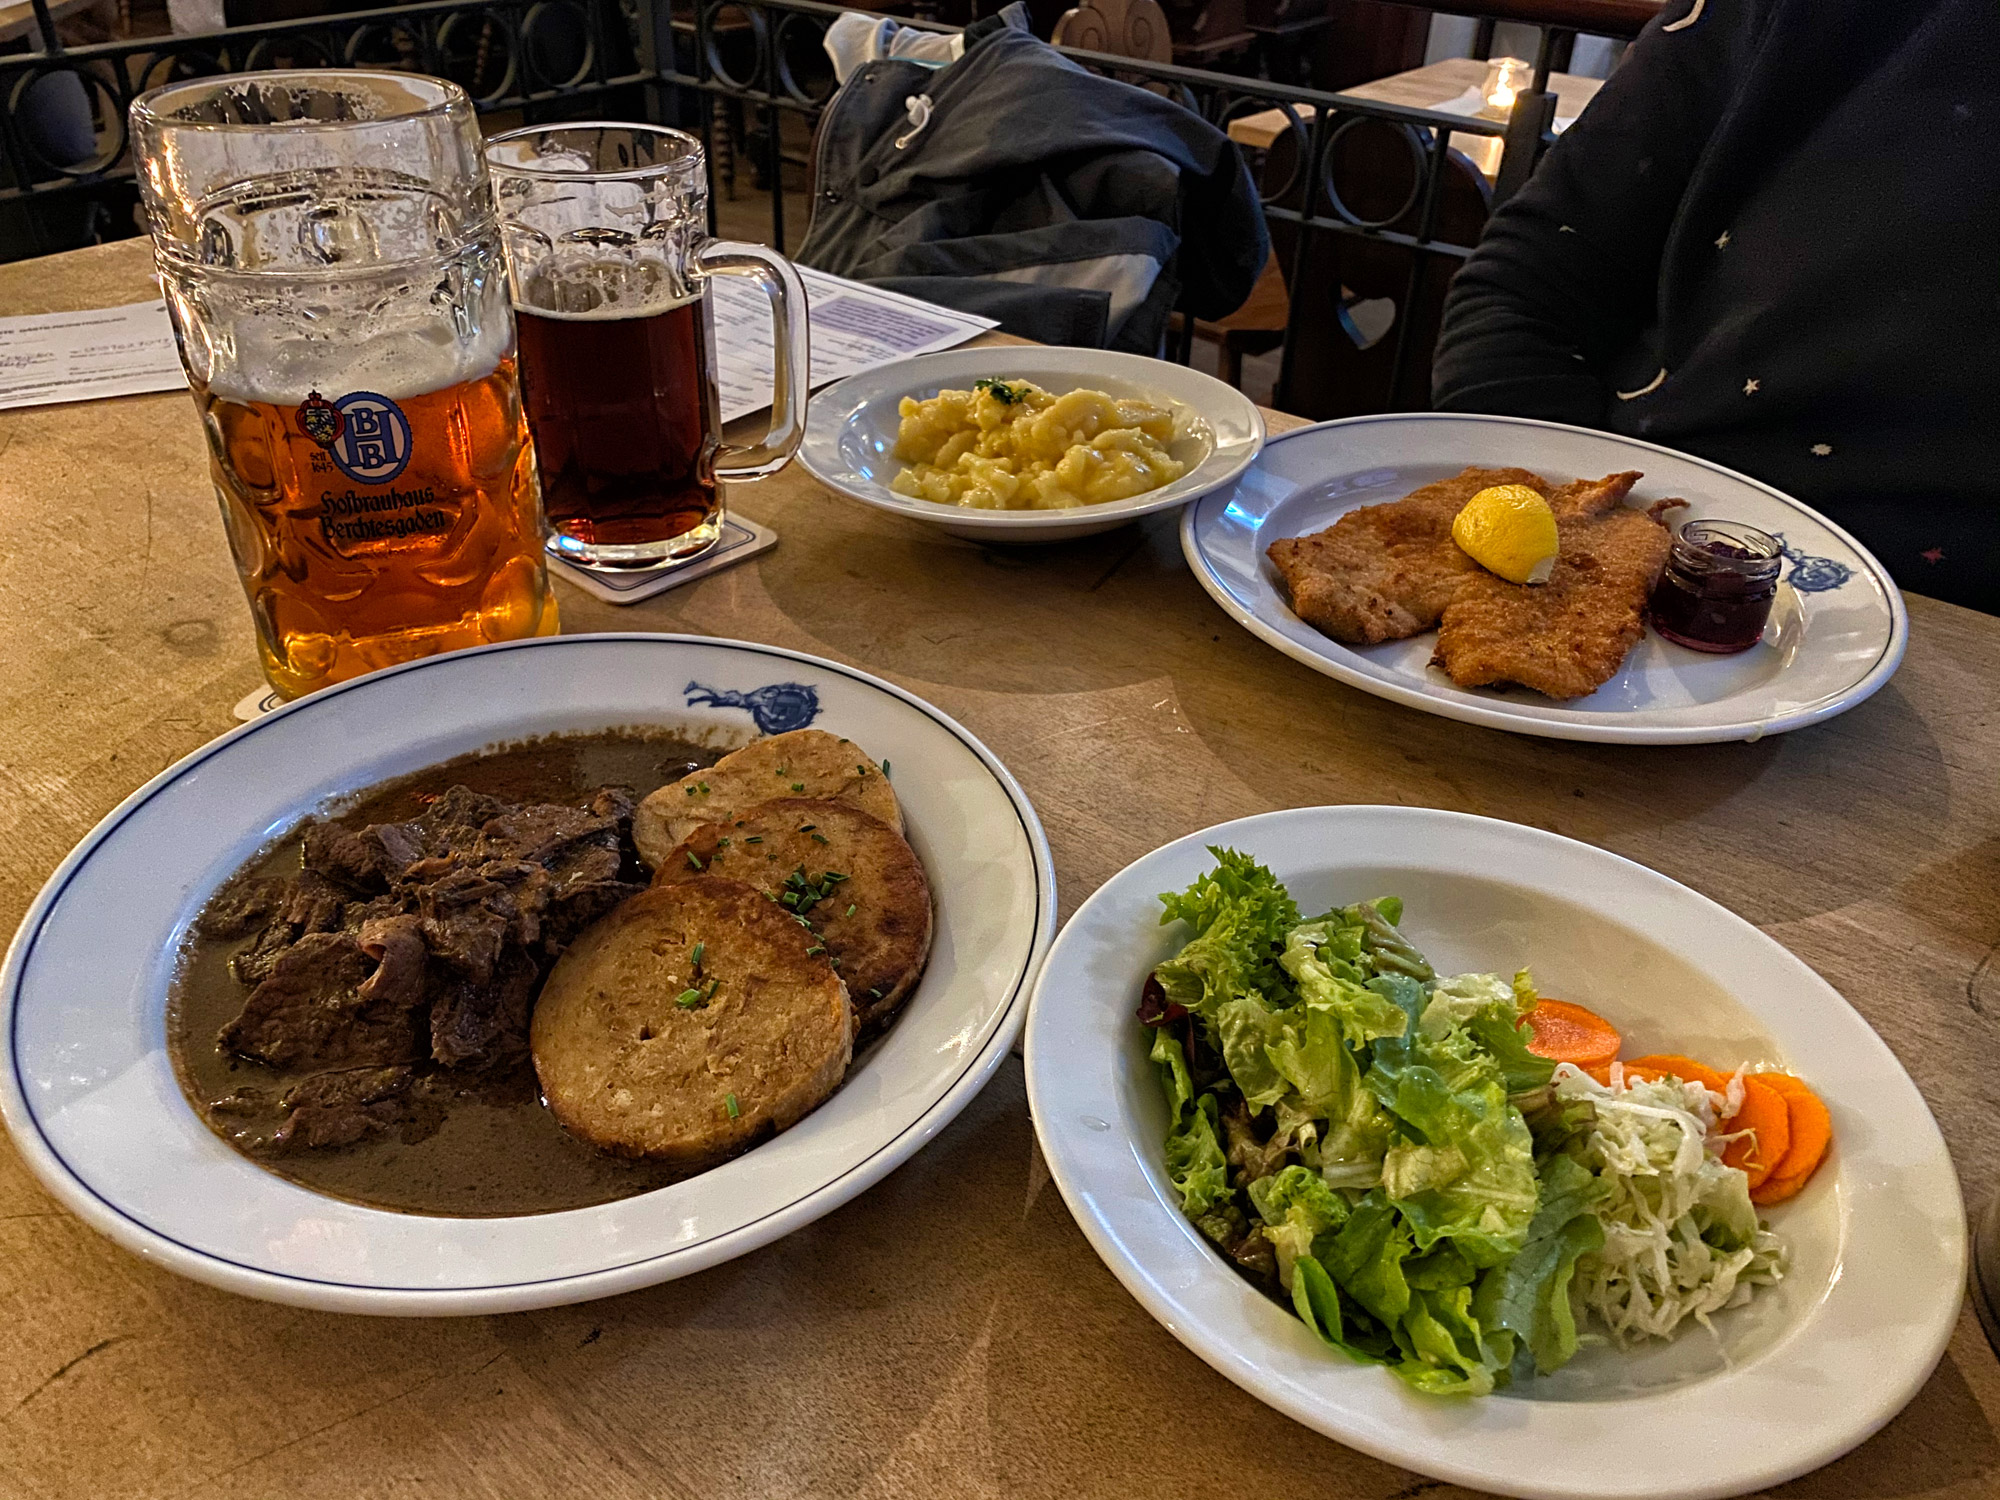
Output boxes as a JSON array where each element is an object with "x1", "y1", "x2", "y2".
[
  {"x1": 1719, "y1": 1077, "x2": 1791, "y2": 1189},
  {"x1": 1521, "y1": 999, "x2": 1623, "y2": 1068},
  {"x1": 1748, "y1": 1073, "x2": 1833, "y2": 1203},
  {"x1": 1622, "y1": 1053, "x2": 1736, "y2": 1098}
]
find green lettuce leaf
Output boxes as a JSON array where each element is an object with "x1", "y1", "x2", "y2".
[
  {"x1": 1249, "y1": 1164, "x2": 1351, "y2": 1287},
  {"x1": 1153, "y1": 848, "x2": 1299, "y2": 1019},
  {"x1": 1390, "y1": 1287, "x2": 1505, "y2": 1396},
  {"x1": 1282, "y1": 921, "x2": 1411, "y2": 1050},
  {"x1": 1215, "y1": 995, "x2": 1290, "y2": 1109},
  {"x1": 1370, "y1": 1030, "x2": 1540, "y2": 1268},
  {"x1": 1153, "y1": 1031, "x2": 1232, "y2": 1216},
  {"x1": 1471, "y1": 1153, "x2": 1609, "y2": 1375},
  {"x1": 1324, "y1": 1190, "x2": 1413, "y2": 1326},
  {"x1": 1344, "y1": 898, "x2": 1435, "y2": 981}
]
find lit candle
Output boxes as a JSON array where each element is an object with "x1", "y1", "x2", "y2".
[{"x1": 1480, "y1": 57, "x2": 1532, "y2": 120}]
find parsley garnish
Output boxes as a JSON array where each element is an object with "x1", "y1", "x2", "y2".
[{"x1": 974, "y1": 377, "x2": 1028, "y2": 404}]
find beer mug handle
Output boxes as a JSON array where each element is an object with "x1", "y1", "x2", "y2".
[{"x1": 698, "y1": 241, "x2": 809, "y2": 481}]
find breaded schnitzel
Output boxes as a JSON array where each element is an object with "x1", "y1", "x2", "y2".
[
  {"x1": 1430, "y1": 471, "x2": 1685, "y2": 699},
  {"x1": 1265, "y1": 466, "x2": 1543, "y2": 645}
]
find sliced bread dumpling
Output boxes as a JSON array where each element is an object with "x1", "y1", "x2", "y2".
[
  {"x1": 633, "y1": 728, "x2": 900, "y2": 870},
  {"x1": 664, "y1": 796, "x2": 932, "y2": 1034},
  {"x1": 530, "y1": 879, "x2": 853, "y2": 1167}
]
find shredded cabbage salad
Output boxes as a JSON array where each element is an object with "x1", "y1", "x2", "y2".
[{"x1": 1141, "y1": 848, "x2": 1788, "y2": 1395}]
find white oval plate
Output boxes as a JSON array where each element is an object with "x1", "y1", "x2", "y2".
[
  {"x1": 1182, "y1": 413, "x2": 1907, "y2": 743},
  {"x1": 1, "y1": 635, "x2": 1055, "y2": 1315},
  {"x1": 800, "y1": 346, "x2": 1265, "y2": 543},
  {"x1": 1024, "y1": 806, "x2": 1964, "y2": 1500}
]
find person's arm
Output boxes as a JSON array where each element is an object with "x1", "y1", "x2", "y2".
[{"x1": 1431, "y1": 0, "x2": 1767, "y2": 423}]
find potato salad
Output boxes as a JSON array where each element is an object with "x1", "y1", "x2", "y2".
[{"x1": 889, "y1": 378, "x2": 1187, "y2": 510}]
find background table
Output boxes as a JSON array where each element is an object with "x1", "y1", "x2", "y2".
[
  {"x1": 3, "y1": 239, "x2": 1997, "y2": 1500},
  {"x1": 1228, "y1": 56, "x2": 1608, "y2": 180}
]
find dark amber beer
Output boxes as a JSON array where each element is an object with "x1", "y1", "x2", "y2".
[
  {"x1": 515, "y1": 295, "x2": 720, "y2": 555},
  {"x1": 487, "y1": 123, "x2": 808, "y2": 571}
]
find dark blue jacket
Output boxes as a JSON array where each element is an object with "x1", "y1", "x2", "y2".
[
  {"x1": 1434, "y1": 0, "x2": 2000, "y2": 611},
  {"x1": 798, "y1": 18, "x2": 1268, "y2": 353}
]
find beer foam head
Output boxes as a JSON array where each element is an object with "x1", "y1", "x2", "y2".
[
  {"x1": 197, "y1": 245, "x2": 515, "y2": 406},
  {"x1": 514, "y1": 255, "x2": 699, "y2": 321}
]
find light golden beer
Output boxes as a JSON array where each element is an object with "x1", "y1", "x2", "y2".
[
  {"x1": 131, "y1": 71, "x2": 559, "y2": 699},
  {"x1": 196, "y1": 357, "x2": 556, "y2": 700}
]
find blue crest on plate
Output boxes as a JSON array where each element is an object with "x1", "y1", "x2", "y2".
[
  {"x1": 1769, "y1": 533, "x2": 1854, "y2": 594},
  {"x1": 684, "y1": 680, "x2": 822, "y2": 734}
]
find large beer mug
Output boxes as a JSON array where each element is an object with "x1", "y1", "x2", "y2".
[
  {"x1": 484, "y1": 123, "x2": 808, "y2": 569},
  {"x1": 131, "y1": 71, "x2": 554, "y2": 699}
]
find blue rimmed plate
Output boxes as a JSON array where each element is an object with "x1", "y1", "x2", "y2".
[
  {"x1": 1182, "y1": 413, "x2": 1906, "y2": 744},
  {"x1": 1, "y1": 635, "x2": 1054, "y2": 1314}
]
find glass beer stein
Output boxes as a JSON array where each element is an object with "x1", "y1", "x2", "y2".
[
  {"x1": 485, "y1": 123, "x2": 808, "y2": 569},
  {"x1": 131, "y1": 71, "x2": 555, "y2": 699}
]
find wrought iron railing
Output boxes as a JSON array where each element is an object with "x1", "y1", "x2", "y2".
[{"x1": 0, "y1": 0, "x2": 1655, "y2": 412}]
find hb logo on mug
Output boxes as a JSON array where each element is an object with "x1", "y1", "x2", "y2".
[{"x1": 326, "y1": 391, "x2": 415, "y2": 486}]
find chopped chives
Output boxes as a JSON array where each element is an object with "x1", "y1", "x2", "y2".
[
  {"x1": 806, "y1": 944, "x2": 825, "y2": 956},
  {"x1": 798, "y1": 823, "x2": 816, "y2": 832},
  {"x1": 881, "y1": 760, "x2": 891, "y2": 779},
  {"x1": 686, "y1": 850, "x2": 704, "y2": 870},
  {"x1": 745, "y1": 835, "x2": 763, "y2": 844},
  {"x1": 810, "y1": 832, "x2": 829, "y2": 845},
  {"x1": 845, "y1": 903, "x2": 856, "y2": 917},
  {"x1": 691, "y1": 942, "x2": 705, "y2": 968},
  {"x1": 790, "y1": 782, "x2": 805, "y2": 792},
  {"x1": 675, "y1": 988, "x2": 703, "y2": 1008},
  {"x1": 725, "y1": 1093, "x2": 739, "y2": 1119}
]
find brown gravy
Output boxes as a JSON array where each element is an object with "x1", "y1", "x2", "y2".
[{"x1": 168, "y1": 729, "x2": 724, "y2": 1217}]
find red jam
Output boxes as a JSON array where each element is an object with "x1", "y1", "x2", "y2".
[{"x1": 1648, "y1": 520, "x2": 1782, "y2": 654}]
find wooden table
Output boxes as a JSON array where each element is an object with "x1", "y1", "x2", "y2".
[
  {"x1": 3, "y1": 238, "x2": 1998, "y2": 1500},
  {"x1": 1228, "y1": 56, "x2": 1608, "y2": 180}
]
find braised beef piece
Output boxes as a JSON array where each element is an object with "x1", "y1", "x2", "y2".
[
  {"x1": 478, "y1": 802, "x2": 618, "y2": 870},
  {"x1": 194, "y1": 877, "x2": 287, "y2": 940},
  {"x1": 430, "y1": 948, "x2": 539, "y2": 1068},
  {"x1": 413, "y1": 785, "x2": 508, "y2": 858},
  {"x1": 543, "y1": 877, "x2": 646, "y2": 953},
  {"x1": 269, "y1": 1066, "x2": 448, "y2": 1151},
  {"x1": 221, "y1": 932, "x2": 427, "y2": 1069},
  {"x1": 208, "y1": 779, "x2": 657, "y2": 1152},
  {"x1": 417, "y1": 861, "x2": 548, "y2": 982},
  {"x1": 302, "y1": 821, "x2": 424, "y2": 892},
  {"x1": 587, "y1": 786, "x2": 636, "y2": 824}
]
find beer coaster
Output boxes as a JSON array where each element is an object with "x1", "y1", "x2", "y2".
[
  {"x1": 233, "y1": 685, "x2": 289, "y2": 723},
  {"x1": 546, "y1": 515, "x2": 777, "y2": 605},
  {"x1": 231, "y1": 518, "x2": 777, "y2": 724}
]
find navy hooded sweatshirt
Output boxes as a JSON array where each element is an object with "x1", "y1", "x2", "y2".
[{"x1": 1433, "y1": 0, "x2": 2000, "y2": 612}]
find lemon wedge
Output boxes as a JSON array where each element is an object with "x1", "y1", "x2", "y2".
[{"x1": 1452, "y1": 484, "x2": 1560, "y2": 584}]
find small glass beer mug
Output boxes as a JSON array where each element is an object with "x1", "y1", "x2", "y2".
[
  {"x1": 485, "y1": 123, "x2": 808, "y2": 569},
  {"x1": 131, "y1": 71, "x2": 555, "y2": 700}
]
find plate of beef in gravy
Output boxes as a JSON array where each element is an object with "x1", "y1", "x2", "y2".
[
  {"x1": 1182, "y1": 413, "x2": 1906, "y2": 745},
  {"x1": 0, "y1": 635, "x2": 1054, "y2": 1313}
]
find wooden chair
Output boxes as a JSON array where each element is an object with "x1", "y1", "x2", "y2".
[{"x1": 1052, "y1": 0, "x2": 1173, "y2": 63}]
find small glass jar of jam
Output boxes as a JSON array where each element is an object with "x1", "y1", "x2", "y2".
[{"x1": 1648, "y1": 520, "x2": 1783, "y2": 654}]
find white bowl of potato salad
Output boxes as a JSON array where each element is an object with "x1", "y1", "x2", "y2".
[{"x1": 799, "y1": 347, "x2": 1265, "y2": 542}]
